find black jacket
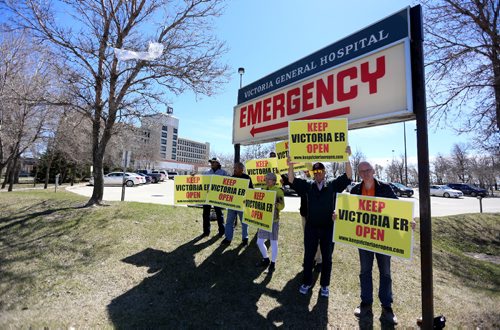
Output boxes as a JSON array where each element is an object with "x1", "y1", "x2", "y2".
[
  {"x1": 350, "y1": 179, "x2": 397, "y2": 199},
  {"x1": 292, "y1": 173, "x2": 351, "y2": 227}
]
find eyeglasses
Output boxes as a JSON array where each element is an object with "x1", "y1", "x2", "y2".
[{"x1": 359, "y1": 168, "x2": 373, "y2": 174}]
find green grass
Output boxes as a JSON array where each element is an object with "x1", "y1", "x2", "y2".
[{"x1": 0, "y1": 189, "x2": 499, "y2": 328}]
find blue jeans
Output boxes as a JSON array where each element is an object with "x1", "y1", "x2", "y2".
[
  {"x1": 224, "y1": 209, "x2": 248, "y2": 241},
  {"x1": 359, "y1": 249, "x2": 393, "y2": 307}
]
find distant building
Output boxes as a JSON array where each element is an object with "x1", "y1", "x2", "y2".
[{"x1": 138, "y1": 113, "x2": 210, "y2": 172}]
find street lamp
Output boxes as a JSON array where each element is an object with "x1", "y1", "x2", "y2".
[
  {"x1": 234, "y1": 67, "x2": 245, "y2": 163},
  {"x1": 238, "y1": 67, "x2": 245, "y2": 88}
]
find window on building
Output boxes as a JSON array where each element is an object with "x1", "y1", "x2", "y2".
[
  {"x1": 161, "y1": 146, "x2": 166, "y2": 152},
  {"x1": 173, "y1": 128, "x2": 178, "y2": 134},
  {"x1": 162, "y1": 126, "x2": 168, "y2": 131},
  {"x1": 173, "y1": 134, "x2": 177, "y2": 140},
  {"x1": 161, "y1": 132, "x2": 167, "y2": 138},
  {"x1": 172, "y1": 141, "x2": 177, "y2": 146},
  {"x1": 161, "y1": 138, "x2": 167, "y2": 145}
]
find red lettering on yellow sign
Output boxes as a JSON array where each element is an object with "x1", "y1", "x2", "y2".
[
  {"x1": 356, "y1": 225, "x2": 385, "y2": 241},
  {"x1": 218, "y1": 193, "x2": 234, "y2": 202},
  {"x1": 307, "y1": 122, "x2": 328, "y2": 132},
  {"x1": 358, "y1": 199, "x2": 386, "y2": 213},
  {"x1": 256, "y1": 160, "x2": 268, "y2": 167},
  {"x1": 186, "y1": 177, "x2": 200, "y2": 183},
  {"x1": 222, "y1": 178, "x2": 237, "y2": 186},
  {"x1": 254, "y1": 192, "x2": 265, "y2": 200},
  {"x1": 251, "y1": 209, "x2": 263, "y2": 220},
  {"x1": 307, "y1": 144, "x2": 329, "y2": 153},
  {"x1": 186, "y1": 191, "x2": 200, "y2": 198}
]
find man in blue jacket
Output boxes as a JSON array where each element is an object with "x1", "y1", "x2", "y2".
[{"x1": 287, "y1": 147, "x2": 352, "y2": 298}]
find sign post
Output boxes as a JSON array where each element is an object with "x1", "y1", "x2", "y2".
[{"x1": 232, "y1": 6, "x2": 434, "y2": 325}]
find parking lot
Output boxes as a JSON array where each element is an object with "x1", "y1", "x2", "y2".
[{"x1": 67, "y1": 181, "x2": 500, "y2": 217}]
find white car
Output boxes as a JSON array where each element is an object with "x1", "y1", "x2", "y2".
[
  {"x1": 89, "y1": 172, "x2": 144, "y2": 187},
  {"x1": 430, "y1": 185, "x2": 463, "y2": 198},
  {"x1": 346, "y1": 182, "x2": 360, "y2": 192}
]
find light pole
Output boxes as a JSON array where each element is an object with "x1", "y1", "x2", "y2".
[
  {"x1": 238, "y1": 67, "x2": 245, "y2": 88},
  {"x1": 404, "y1": 122, "x2": 408, "y2": 186},
  {"x1": 234, "y1": 67, "x2": 245, "y2": 163}
]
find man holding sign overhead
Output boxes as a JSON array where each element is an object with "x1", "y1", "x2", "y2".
[{"x1": 288, "y1": 146, "x2": 352, "y2": 298}]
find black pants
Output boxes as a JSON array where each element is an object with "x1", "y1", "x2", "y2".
[
  {"x1": 303, "y1": 223, "x2": 334, "y2": 287},
  {"x1": 202, "y1": 205, "x2": 225, "y2": 235}
]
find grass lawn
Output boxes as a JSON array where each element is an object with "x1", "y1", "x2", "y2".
[{"x1": 0, "y1": 189, "x2": 499, "y2": 328}]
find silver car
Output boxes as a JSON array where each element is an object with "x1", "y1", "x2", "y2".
[
  {"x1": 89, "y1": 172, "x2": 144, "y2": 187},
  {"x1": 430, "y1": 185, "x2": 463, "y2": 198}
]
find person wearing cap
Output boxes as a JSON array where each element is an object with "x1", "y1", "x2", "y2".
[
  {"x1": 287, "y1": 146, "x2": 352, "y2": 298},
  {"x1": 255, "y1": 172, "x2": 285, "y2": 273},
  {"x1": 202, "y1": 157, "x2": 228, "y2": 237},
  {"x1": 221, "y1": 162, "x2": 253, "y2": 246}
]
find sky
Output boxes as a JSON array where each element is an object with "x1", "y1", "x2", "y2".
[{"x1": 168, "y1": 0, "x2": 475, "y2": 167}]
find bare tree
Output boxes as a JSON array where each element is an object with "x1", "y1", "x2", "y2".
[
  {"x1": 350, "y1": 149, "x2": 365, "y2": 182},
  {"x1": 0, "y1": 31, "x2": 56, "y2": 191},
  {"x1": 1, "y1": 0, "x2": 229, "y2": 205},
  {"x1": 450, "y1": 143, "x2": 471, "y2": 183},
  {"x1": 241, "y1": 142, "x2": 274, "y2": 162},
  {"x1": 373, "y1": 163, "x2": 384, "y2": 181},
  {"x1": 421, "y1": 0, "x2": 500, "y2": 151},
  {"x1": 432, "y1": 153, "x2": 448, "y2": 184}
]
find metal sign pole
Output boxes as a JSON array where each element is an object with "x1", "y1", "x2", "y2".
[
  {"x1": 121, "y1": 150, "x2": 128, "y2": 202},
  {"x1": 411, "y1": 5, "x2": 434, "y2": 328}
]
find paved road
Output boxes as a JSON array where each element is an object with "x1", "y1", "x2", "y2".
[{"x1": 67, "y1": 180, "x2": 500, "y2": 217}]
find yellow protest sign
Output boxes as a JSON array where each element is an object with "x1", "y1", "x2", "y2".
[
  {"x1": 174, "y1": 175, "x2": 211, "y2": 205},
  {"x1": 334, "y1": 193, "x2": 414, "y2": 259},
  {"x1": 243, "y1": 188, "x2": 276, "y2": 232},
  {"x1": 275, "y1": 140, "x2": 311, "y2": 174},
  {"x1": 245, "y1": 158, "x2": 279, "y2": 188},
  {"x1": 288, "y1": 119, "x2": 348, "y2": 162},
  {"x1": 205, "y1": 176, "x2": 250, "y2": 211}
]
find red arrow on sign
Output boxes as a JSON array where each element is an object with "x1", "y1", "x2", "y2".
[{"x1": 250, "y1": 106, "x2": 350, "y2": 137}]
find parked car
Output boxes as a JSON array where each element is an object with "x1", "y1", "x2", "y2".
[
  {"x1": 135, "y1": 172, "x2": 152, "y2": 184},
  {"x1": 89, "y1": 172, "x2": 143, "y2": 187},
  {"x1": 167, "y1": 171, "x2": 178, "y2": 180},
  {"x1": 430, "y1": 185, "x2": 463, "y2": 198},
  {"x1": 136, "y1": 170, "x2": 161, "y2": 183},
  {"x1": 446, "y1": 183, "x2": 487, "y2": 197},
  {"x1": 151, "y1": 170, "x2": 167, "y2": 181},
  {"x1": 389, "y1": 182, "x2": 414, "y2": 197},
  {"x1": 346, "y1": 182, "x2": 360, "y2": 193}
]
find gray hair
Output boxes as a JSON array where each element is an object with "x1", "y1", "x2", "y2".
[{"x1": 265, "y1": 172, "x2": 277, "y2": 181}]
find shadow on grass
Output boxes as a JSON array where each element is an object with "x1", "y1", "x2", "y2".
[
  {"x1": 108, "y1": 235, "x2": 331, "y2": 328},
  {"x1": 0, "y1": 201, "x2": 85, "y2": 232}
]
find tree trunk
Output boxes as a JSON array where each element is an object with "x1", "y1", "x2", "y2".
[
  {"x1": 2, "y1": 160, "x2": 12, "y2": 189},
  {"x1": 44, "y1": 157, "x2": 53, "y2": 189},
  {"x1": 70, "y1": 163, "x2": 76, "y2": 186},
  {"x1": 7, "y1": 156, "x2": 19, "y2": 192},
  {"x1": 33, "y1": 163, "x2": 39, "y2": 187},
  {"x1": 86, "y1": 152, "x2": 105, "y2": 206}
]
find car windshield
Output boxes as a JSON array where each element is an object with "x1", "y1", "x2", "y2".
[
  {"x1": 441, "y1": 185, "x2": 451, "y2": 189},
  {"x1": 392, "y1": 183, "x2": 405, "y2": 188}
]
